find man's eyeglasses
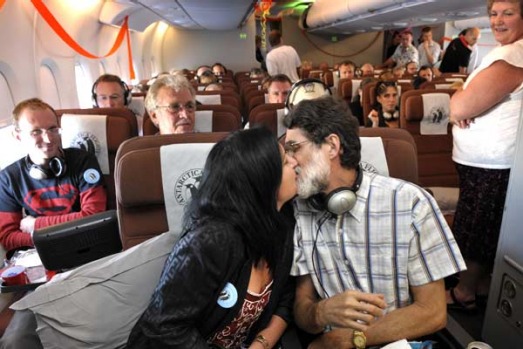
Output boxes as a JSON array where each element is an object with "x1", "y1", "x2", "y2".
[
  {"x1": 284, "y1": 140, "x2": 310, "y2": 156},
  {"x1": 17, "y1": 126, "x2": 62, "y2": 139},
  {"x1": 156, "y1": 102, "x2": 196, "y2": 114}
]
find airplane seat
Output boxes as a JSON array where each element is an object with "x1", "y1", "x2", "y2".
[
  {"x1": 421, "y1": 81, "x2": 454, "y2": 90},
  {"x1": 55, "y1": 107, "x2": 139, "y2": 211},
  {"x1": 337, "y1": 78, "x2": 351, "y2": 97},
  {"x1": 234, "y1": 71, "x2": 250, "y2": 85},
  {"x1": 115, "y1": 132, "x2": 228, "y2": 249},
  {"x1": 323, "y1": 70, "x2": 334, "y2": 87},
  {"x1": 142, "y1": 105, "x2": 241, "y2": 136},
  {"x1": 399, "y1": 89, "x2": 459, "y2": 226},
  {"x1": 246, "y1": 91, "x2": 267, "y2": 115},
  {"x1": 359, "y1": 127, "x2": 419, "y2": 185},
  {"x1": 248, "y1": 103, "x2": 286, "y2": 137},
  {"x1": 195, "y1": 92, "x2": 241, "y2": 111},
  {"x1": 362, "y1": 81, "x2": 413, "y2": 127}
]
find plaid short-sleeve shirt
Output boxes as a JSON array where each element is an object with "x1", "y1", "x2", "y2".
[{"x1": 291, "y1": 172, "x2": 465, "y2": 312}]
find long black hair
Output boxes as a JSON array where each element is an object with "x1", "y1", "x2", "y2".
[{"x1": 183, "y1": 127, "x2": 287, "y2": 270}]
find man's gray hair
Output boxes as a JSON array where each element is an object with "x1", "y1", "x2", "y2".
[{"x1": 144, "y1": 74, "x2": 196, "y2": 114}]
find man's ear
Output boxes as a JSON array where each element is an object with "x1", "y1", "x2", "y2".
[
  {"x1": 12, "y1": 128, "x2": 21, "y2": 141},
  {"x1": 149, "y1": 111, "x2": 159, "y2": 127},
  {"x1": 325, "y1": 133, "x2": 341, "y2": 159}
]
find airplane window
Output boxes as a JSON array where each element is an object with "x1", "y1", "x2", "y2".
[
  {"x1": 75, "y1": 62, "x2": 92, "y2": 108},
  {"x1": 0, "y1": 72, "x2": 14, "y2": 128},
  {"x1": 39, "y1": 64, "x2": 61, "y2": 109},
  {"x1": 0, "y1": 124, "x2": 25, "y2": 170}
]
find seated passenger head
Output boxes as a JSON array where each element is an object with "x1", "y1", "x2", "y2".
[
  {"x1": 412, "y1": 76, "x2": 428, "y2": 90},
  {"x1": 405, "y1": 61, "x2": 418, "y2": 75},
  {"x1": 250, "y1": 68, "x2": 266, "y2": 79},
  {"x1": 389, "y1": 67, "x2": 403, "y2": 79},
  {"x1": 187, "y1": 127, "x2": 297, "y2": 229},
  {"x1": 211, "y1": 63, "x2": 227, "y2": 77},
  {"x1": 12, "y1": 98, "x2": 62, "y2": 166},
  {"x1": 204, "y1": 83, "x2": 224, "y2": 92},
  {"x1": 358, "y1": 77, "x2": 378, "y2": 100},
  {"x1": 145, "y1": 74, "x2": 197, "y2": 135},
  {"x1": 417, "y1": 65, "x2": 433, "y2": 81},
  {"x1": 338, "y1": 61, "x2": 356, "y2": 80},
  {"x1": 360, "y1": 63, "x2": 375, "y2": 77},
  {"x1": 374, "y1": 81, "x2": 399, "y2": 114},
  {"x1": 196, "y1": 65, "x2": 212, "y2": 77},
  {"x1": 91, "y1": 74, "x2": 130, "y2": 108},
  {"x1": 282, "y1": 96, "x2": 360, "y2": 198},
  {"x1": 199, "y1": 70, "x2": 217, "y2": 85},
  {"x1": 266, "y1": 74, "x2": 292, "y2": 104}
]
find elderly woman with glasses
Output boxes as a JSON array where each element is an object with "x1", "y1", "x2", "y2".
[{"x1": 367, "y1": 81, "x2": 400, "y2": 128}]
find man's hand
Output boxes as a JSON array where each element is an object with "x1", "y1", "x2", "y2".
[
  {"x1": 368, "y1": 110, "x2": 379, "y2": 128},
  {"x1": 316, "y1": 290, "x2": 386, "y2": 331},
  {"x1": 20, "y1": 215, "x2": 36, "y2": 235}
]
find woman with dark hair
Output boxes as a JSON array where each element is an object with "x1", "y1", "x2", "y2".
[
  {"x1": 367, "y1": 81, "x2": 400, "y2": 128},
  {"x1": 127, "y1": 127, "x2": 298, "y2": 348}
]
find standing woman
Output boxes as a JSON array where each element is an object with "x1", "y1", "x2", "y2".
[
  {"x1": 127, "y1": 127, "x2": 298, "y2": 348},
  {"x1": 368, "y1": 81, "x2": 400, "y2": 128},
  {"x1": 448, "y1": 0, "x2": 523, "y2": 309}
]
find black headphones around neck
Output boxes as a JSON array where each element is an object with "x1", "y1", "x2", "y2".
[
  {"x1": 26, "y1": 153, "x2": 67, "y2": 180},
  {"x1": 308, "y1": 166, "x2": 363, "y2": 216},
  {"x1": 91, "y1": 75, "x2": 131, "y2": 107}
]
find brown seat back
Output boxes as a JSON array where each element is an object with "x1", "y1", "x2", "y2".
[
  {"x1": 249, "y1": 103, "x2": 286, "y2": 136},
  {"x1": 115, "y1": 133, "x2": 228, "y2": 249},
  {"x1": 399, "y1": 89, "x2": 458, "y2": 187},
  {"x1": 359, "y1": 128, "x2": 418, "y2": 185},
  {"x1": 56, "y1": 107, "x2": 138, "y2": 210}
]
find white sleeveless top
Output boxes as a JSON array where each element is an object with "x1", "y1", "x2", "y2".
[{"x1": 452, "y1": 38, "x2": 523, "y2": 169}]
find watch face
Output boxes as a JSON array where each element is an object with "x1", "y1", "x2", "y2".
[{"x1": 353, "y1": 332, "x2": 366, "y2": 348}]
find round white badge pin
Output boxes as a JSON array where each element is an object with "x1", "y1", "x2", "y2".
[
  {"x1": 83, "y1": 168, "x2": 101, "y2": 184},
  {"x1": 217, "y1": 282, "x2": 238, "y2": 308}
]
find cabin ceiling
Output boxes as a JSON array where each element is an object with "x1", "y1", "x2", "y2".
[
  {"x1": 303, "y1": 0, "x2": 488, "y2": 35},
  {"x1": 101, "y1": 0, "x2": 488, "y2": 33}
]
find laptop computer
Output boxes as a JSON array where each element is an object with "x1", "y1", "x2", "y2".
[{"x1": 33, "y1": 210, "x2": 122, "y2": 271}]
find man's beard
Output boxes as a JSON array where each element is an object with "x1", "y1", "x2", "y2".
[{"x1": 296, "y1": 149, "x2": 330, "y2": 199}]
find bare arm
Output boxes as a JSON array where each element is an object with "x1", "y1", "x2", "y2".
[
  {"x1": 378, "y1": 57, "x2": 394, "y2": 69},
  {"x1": 249, "y1": 315, "x2": 287, "y2": 349},
  {"x1": 309, "y1": 279, "x2": 447, "y2": 349},
  {"x1": 294, "y1": 275, "x2": 386, "y2": 335},
  {"x1": 450, "y1": 60, "x2": 523, "y2": 123}
]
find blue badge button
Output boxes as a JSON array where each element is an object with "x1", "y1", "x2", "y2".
[
  {"x1": 83, "y1": 168, "x2": 101, "y2": 184},
  {"x1": 217, "y1": 282, "x2": 238, "y2": 308}
]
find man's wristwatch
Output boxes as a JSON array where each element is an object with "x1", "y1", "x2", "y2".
[{"x1": 352, "y1": 330, "x2": 367, "y2": 349}]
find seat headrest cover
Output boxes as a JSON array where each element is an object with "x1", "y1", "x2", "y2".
[
  {"x1": 61, "y1": 114, "x2": 110, "y2": 174},
  {"x1": 285, "y1": 78, "x2": 332, "y2": 112}
]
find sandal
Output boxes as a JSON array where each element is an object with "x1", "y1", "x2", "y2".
[{"x1": 447, "y1": 287, "x2": 477, "y2": 312}]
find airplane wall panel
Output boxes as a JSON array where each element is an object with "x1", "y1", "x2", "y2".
[{"x1": 161, "y1": 16, "x2": 258, "y2": 73}]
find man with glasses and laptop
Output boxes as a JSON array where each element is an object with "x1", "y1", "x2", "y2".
[
  {"x1": 0, "y1": 98, "x2": 107, "y2": 253},
  {"x1": 145, "y1": 74, "x2": 198, "y2": 135}
]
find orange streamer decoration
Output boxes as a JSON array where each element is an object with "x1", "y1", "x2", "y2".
[
  {"x1": 0, "y1": 0, "x2": 6, "y2": 11},
  {"x1": 30, "y1": 0, "x2": 134, "y2": 78}
]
